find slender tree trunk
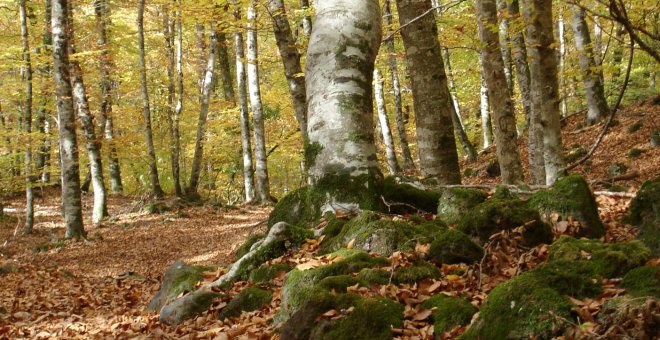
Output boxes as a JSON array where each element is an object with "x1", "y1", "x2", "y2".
[
  {"x1": 94, "y1": 0, "x2": 122, "y2": 193},
  {"x1": 497, "y1": 0, "x2": 514, "y2": 95},
  {"x1": 216, "y1": 33, "x2": 235, "y2": 103},
  {"x1": 571, "y1": 6, "x2": 610, "y2": 126},
  {"x1": 507, "y1": 0, "x2": 532, "y2": 125},
  {"x1": 137, "y1": 0, "x2": 164, "y2": 197},
  {"x1": 188, "y1": 26, "x2": 217, "y2": 194},
  {"x1": 480, "y1": 73, "x2": 494, "y2": 149},
  {"x1": 267, "y1": 0, "x2": 308, "y2": 141},
  {"x1": 52, "y1": 0, "x2": 85, "y2": 240},
  {"x1": 396, "y1": 0, "x2": 461, "y2": 184},
  {"x1": 68, "y1": 4, "x2": 108, "y2": 225},
  {"x1": 558, "y1": 13, "x2": 568, "y2": 117},
  {"x1": 163, "y1": 8, "x2": 182, "y2": 197},
  {"x1": 299, "y1": 0, "x2": 312, "y2": 37},
  {"x1": 234, "y1": 10, "x2": 256, "y2": 202},
  {"x1": 477, "y1": 0, "x2": 524, "y2": 184},
  {"x1": 522, "y1": 0, "x2": 565, "y2": 185},
  {"x1": 443, "y1": 48, "x2": 465, "y2": 129},
  {"x1": 305, "y1": 0, "x2": 382, "y2": 194},
  {"x1": 172, "y1": 2, "x2": 184, "y2": 196},
  {"x1": 246, "y1": 2, "x2": 272, "y2": 203},
  {"x1": 374, "y1": 69, "x2": 400, "y2": 175},
  {"x1": 19, "y1": 0, "x2": 34, "y2": 234},
  {"x1": 611, "y1": 24, "x2": 625, "y2": 81},
  {"x1": 35, "y1": 0, "x2": 52, "y2": 185},
  {"x1": 384, "y1": 0, "x2": 415, "y2": 169}
]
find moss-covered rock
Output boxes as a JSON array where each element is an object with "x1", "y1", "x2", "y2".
[
  {"x1": 608, "y1": 162, "x2": 628, "y2": 177},
  {"x1": 625, "y1": 178, "x2": 660, "y2": 256},
  {"x1": 248, "y1": 263, "x2": 291, "y2": 284},
  {"x1": 457, "y1": 196, "x2": 552, "y2": 246},
  {"x1": 621, "y1": 266, "x2": 660, "y2": 298},
  {"x1": 236, "y1": 233, "x2": 265, "y2": 259},
  {"x1": 321, "y1": 213, "x2": 349, "y2": 239},
  {"x1": 320, "y1": 211, "x2": 445, "y2": 256},
  {"x1": 437, "y1": 188, "x2": 487, "y2": 225},
  {"x1": 427, "y1": 229, "x2": 483, "y2": 265},
  {"x1": 309, "y1": 298, "x2": 404, "y2": 340},
  {"x1": 147, "y1": 261, "x2": 210, "y2": 312},
  {"x1": 357, "y1": 268, "x2": 391, "y2": 285},
  {"x1": 218, "y1": 287, "x2": 272, "y2": 319},
  {"x1": 529, "y1": 175, "x2": 605, "y2": 238},
  {"x1": 280, "y1": 292, "x2": 360, "y2": 340},
  {"x1": 159, "y1": 288, "x2": 220, "y2": 325},
  {"x1": 422, "y1": 295, "x2": 477, "y2": 334},
  {"x1": 548, "y1": 236, "x2": 651, "y2": 278},
  {"x1": 393, "y1": 261, "x2": 440, "y2": 284},
  {"x1": 380, "y1": 177, "x2": 442, "y2": 213}
]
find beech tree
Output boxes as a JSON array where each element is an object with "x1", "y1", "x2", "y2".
[
  {"x1": 19, "y1": 0, "x2": 34, "y2": 234},
  {"x1": 374, "y1": 69, "x2": 400, "y2": 175}
]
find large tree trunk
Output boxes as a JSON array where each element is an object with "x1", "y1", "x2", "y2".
[
  {"x1": 188, "y1": 26, "x2": 217, "y2": 194},
  {"x1": 476, "y1": 0, "x2": 524, "y2": 184},
  {"x1": 137, "y1": 0, "x2": 164, "y2": 197},
  {"x1": 234, "y1": 11, "x2": 256, "y2": 203},
  {"x1": 480, "y1": 73, "x2": 494, "y2": 149},
  {"x1": 216, "y1": 33, "x2": 235, "y2": 103},
  {"x1": 267, "y1": 0, "x2": 308, "y2": 141},
  {"x1": 396, "y1": 0, "x2": 461, "y2": 184},
  {"x1": 35, "y1": 0, "x2": 52, "y2": 185},
  {"x1": 383, "y1": 0, "x2": 415, "y2": 170},
  {"x1": 246, "y1": 2, "x2": 272, "y2": 203},
  {"x1": 507, "y1": 0, "x2": 532, "y2": 125},
  {"x1": 522, "y1": 0, "x2": 565, "y2": 185},
  {"x1": 52, "y1": 0, "x2": 85, "y2": 240},
  {"x1": 496, "y1": 0, "x2": 514, "y2": 95},
  {"x1": 94, "y1": 0, "x2": 123, "y2": 193},
  {"x1": 374, "y1": 69, "x2": 400, "y2": 175},
  {"x1": 19, "y1": 0, "x2": 34, "y2": 234},
  {"x1": 163, "y1": 8, "x2": 182, "y2": 197},
  {"x1": 305, "y1": 0, "x2": 382, "y2": 197},
  {"x1": 571, "y1": 6, "x2": 610, "y2": 126}
]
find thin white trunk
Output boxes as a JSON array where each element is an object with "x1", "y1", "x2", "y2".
[
  {"x1": 480, "y1": 74, "x2": 493, "y2": 149},
  {"x1": 558, "y1": 14, "x2": 568, "y2": 117},
  {"x1": 497, "y1": 0, "x2": 514, "y2": 95},
  {"x1": 19, "y1": 0, "x2": 34, "y2": 234},
  {"x1": 374, "y1": 69, "x2": 400, "y2": 175},
  {"x1": 300, "y1": 0, "x2": 312, "y2": 37},
  {"x1": 235, "y1": 27, "x2": 256, "y2": 202}
]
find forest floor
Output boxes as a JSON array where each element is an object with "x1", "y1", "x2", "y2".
[{"x1": 0, "y1": 101, "x2": 658, "y2": 339}]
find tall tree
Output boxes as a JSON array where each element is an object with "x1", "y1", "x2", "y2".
[
  {"x1": 35, "y1": 0, "x2": 53, "y2": 184},
  {"x1": 383, "y1": 0, "x2": 415, "y2": 169},
  {"x1": 94, "y1": 0, "x2": 123, "y2": 193},
  {"x1": 19, "y1": 0, "x2": 34, "y2": 234},
  {"x1": 216, "y1": 33, "x2": 235, "y2": 103},
  {"x1": 396, "y1": 0, "x2": 461, "y2": 184},
  {"x1": 557, "y1": 11, "x2": 568, "y2": 117},
  {"x1": 522, "y1": 0, "x2": 565, "y2": 184},
  {"x1": 137, "y1": 0, "x2": 165, "y2": 197},
  {"x1": 507, "y1": 0, "x2": 532, "y2": 125},
  {"x1": 163, "y1": 6, "x2": 182, "y2": 197},
  {"x1": 234, "y1": 8, "x2": 256, "y2": 202},
  {"x1": 188, "y1": 26, "x2": 217, "y2": 194},
  {"x1": 305, "y1": 0, "x2": 382, "y2": 199},
  {"x1": 374, "y1": 69, "x2": 400, "y2": 175},
  {"x1": 480, "y1": 73, "x2": 494, "y2": 149},
  {"x1": 267, "y1": 0, "x2": 308, "y2": 141},
  {"x1": 571, "y1": 6, "x2": 610, "y2": 125},
  {"x1": 476, "y1": 0, "x2": 524, "y2": 184},
  {"x1": 52, "y1": 0, "x2": 85, "y2": 239},
  {"x1": 496, "y1": 0, "x2": 514, "y2": 95},
  {"x1": 246, "y1": 1, "x2": 272, "y2": 203}
]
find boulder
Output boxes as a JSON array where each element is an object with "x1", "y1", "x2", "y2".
[
  {"x1": 621, "y1": 266, "x2": 660, "y2": 298},
  {"x1": 625, "y1": 178, "x2": 660, "y2": 256},
  {"x1": 218, "y1": 287, "x2": 272, "y2": 319},
  {"x1": 437, "y1": 188, "x2": 487, "y2": 225},
  {"x1": 427, "y1": 229, "x2": 483, "y2": 265},
  {"x1": 393, "y1": 261, "x2": 441, "y2": 284},
  {"x1": 422, "y1": 295, "x2": 477, "y2": 335},
  {"x1": 309, "y1": 298, "x2": 404, "y2": 340},
  {"x1": 147, "y1": 261, "x2": 210, "y2": 313}
]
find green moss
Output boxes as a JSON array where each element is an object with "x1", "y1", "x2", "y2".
[
  {"x1": 437, "y1": 188, "x2": 487, "y2": 225},
  {"x1": 628, "y1": 148, "x2": 644, "y2": 158},
  {"x1": 529, "y1": 175, "x2": 605, "y2": 238},
  {"x1": 218, "y1": 287, "x2": 272, "y2": 320},
  {"x1": 321, "y1": 214, "x2": 349, "y2": 239},
  {"x1": 564, "y1": 147, "x2": 588, "y2": 163},
  {"x1": 147, "y1": 261, "x2": 208, "y2": 312},
  {"x1": 304, "y1": 139, "x2": 323, "y2": 168},
  {"x1": 248, "y1": 263, "x2": 291, "y2": 284},
  {"x1": 427, "y1": 229, "x2": 483, "y2": 265},
  {"x1": 380, "y1": 177, "x2": 442, "y2": 213},
  {"x1": 357, "y1": 268, "x2": 391, "y2": 285},
  {"x1": 625, "y1": 178, "x2": 660, "y2": 256},
  {"x1": 627, "y1": 120, "x2": 643, "y2": 133},
  {"x1": 491, "y1": 186, "x2": 519, "y2": 201},
  {"x1": 317, "y1": 275, "x2": 364, "y2": 292},
  {"x1": 280, "y1": 292, "x2": 360, "y2": 339},
  {"x1": 236, "y1": 233, "x2": 265, "y2": 258},
  {"x1": 548, "y1": 236, "x2": 651, "y2": 278},
  {"x1": 458, "y1": 197, "x2": 552, "y2": 246},
  {"x1": 394, "y1": 261, "x2": 440, "y2": 284},
  {"x1": 309, "y1": 298, "x2": 404, "y2": 340},
  {"x1": 422, "y1": 295, "x2": 477, "y2": 333},
  {"x1": 0, "y1": 265, "x2": 17, "y2": 275},
  {"x1": 621, "y1": 266, "x2": 660, "y2": 298}
]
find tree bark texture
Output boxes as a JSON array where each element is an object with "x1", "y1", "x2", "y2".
[
  {"x1": 216, "y1": 33, "x2": 236, "y2": 103},
  {"x1": 374, "y1": 69, "x2": 400, "y2": 175},
  {"x1": 496, "y1": 0, "x2": 514, "y2": 95},
  {"x1": 35, "y1": 0, "x2": 53, "y2": 185},
  {"x1": 299, "y1": 0, "x2": 312, "y2": 36},
  {"x1": 480, "y1": 73, "x2": 494, "y2": 149},
  {"x1": 163, "y1": 8, "x2": 182, "y2": 197},
  {"x1": 507, "y1": 0, "x2": 532, "y2": 125},
  {"x1": 19, "y1": 0, "x2": 34, "y2": 234}
]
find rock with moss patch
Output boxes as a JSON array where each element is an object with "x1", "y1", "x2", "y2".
[
  {"x1": 529, "y1": 175, "x2": 605, "y2": 238},
  {"x1": 236, "y1": 233, "x2": 265, "y2": 259},
  {"x1": 548, "y1": 236, "x2": 651, "y2": 278},
  {"x1": 394, "y1": 261, "x2": 440, "y2": 284},
  {"x1": 457, "y1": 194, "x2": 552, "y2": 246},
  {"x1": 597, "y1": 296, "x2": 660, "y2": 338},
  {"x1": 148, "y1": 261, "x2": 210, "y2": 312},
  {"x1": 218, "y1": 287, "x2": 272, "y2": 319},
  {"x1": 621, "y1": 266, "x2": 660, "y2": 297},
  {"x1": 608, "y1": 163, "x2": 628, "y2": 177},
  {"x1": 280, "y1": 292, "x2": 360, "y2": 340},
  {"x1": 427, "y1": 229, "x2": 483, "y2": 265},
  {"x1": 159, "y1": 288, "x2": 220, "y2": 325},
  {"x1": 309, "y1": 297, "x2": 404, "y2": 340},
  {"x1": 422, "y1": 295, "x2": 477, "y2": 334},
  {"x1": 625, "y1": 178, "x2": 660, "y2": 256},
  {"x1": 357, "y1": 268, "x2": 391, "y2": 285},
  {"x1": 380, "y1": 177, "x2": 442, "y2": 213},
  {"x1": 437, "y1": 188, "x2": 487, "y2": 225},
  {"x1": 248, "y1": 263, "x2": 291, "y2": 284}
]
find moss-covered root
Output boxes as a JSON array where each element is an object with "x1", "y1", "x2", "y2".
[
  {"x1": 422, "y1": 295, "x2": 477, "y2": 334},
  {"x1": 159, "y1": 287, "x2": 220, "y2": 325},
  {"x1": 147, "y1": 260, "x2": 207, "y2": 313},
  {"x1": 529, "y1": 174, "x2": 605, "y2": 238},
  {"x1": 548, "y1": 236, "x2": 651, "y2": 278},
  {"x1": 309, "y1": 298, "x2": 404, "y2": 340},
  {"x1": 625, "y1": 178, "x2": 660, "y2": 256},
  {"x1": 218, "y1": 287, "x2": 272, "y2": 320},
  {"x1": 427, "y1": 229, "x2": 483, "y2": 265},
  {"x1": 437, "y1": 188, "x2": 487, "y2": 225},
  {"x1": 621, "y1": 266, "x2": 660, "y2": 298},
  {"x1": 236, "y1": 233, "x2": 266, "y2": 259},
  {"x1": 380, "y1": 176, "x2": 442, "y2": 213}
]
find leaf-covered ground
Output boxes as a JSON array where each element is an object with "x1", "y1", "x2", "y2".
[{"x1": 0, "y1": 105, "x2": 658, "y2": 338}]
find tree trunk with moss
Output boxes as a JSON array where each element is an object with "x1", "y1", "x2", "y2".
[
  {"x1": 305, "y1": 0, "x2": 382, "y2": 206},
  {"x1": 477, "y1": 0, "x2": 524, "y2": 184},
  {"x1": 396, "y1": 0, "x2": 461, "y2": 184}
]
